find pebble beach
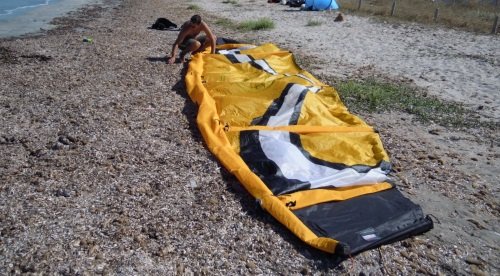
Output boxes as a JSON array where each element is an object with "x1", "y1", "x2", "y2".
[{"x1": 0, "y1": 0, "x2": 498, "y2": 274}]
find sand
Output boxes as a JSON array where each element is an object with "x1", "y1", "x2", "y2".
[{"x1": 0, "y1": 0, "x2": 498, "y2": 274}]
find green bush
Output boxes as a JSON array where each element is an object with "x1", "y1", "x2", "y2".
[
  {"x1": 187, "y1": 4, "x2": 201, "y2": 10},
  {"x1": 335, "y1": 78, "x2": 494, "y2": 128},
  {"x1": 215, "y1": 18, "x2": 236, "y2": 28},
  {"x1": 306, "y1": 19, "x2": 323, "y2": 26},
  {"x1": 238, "y1": 18, "x2": 275, "y2": 31}
]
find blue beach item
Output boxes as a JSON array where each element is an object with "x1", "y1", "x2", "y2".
[{"x1": 305, "y1": 0, "x2": 339, "y2": 10}]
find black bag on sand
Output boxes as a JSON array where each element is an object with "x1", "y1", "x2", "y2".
[
  {"x1": 289, "y1": 0, "x2": 305, "y2": 7},
  {"x1": 216, "y1": 37, "x2": 240, "y2": 45},
  {"x1": 151, "y1": 18, "x2": 178, "y2": 30}
]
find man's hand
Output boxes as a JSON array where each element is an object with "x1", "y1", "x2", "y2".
[{"x1": 167, "y1": 56, "x2": 176, "y2": 64}]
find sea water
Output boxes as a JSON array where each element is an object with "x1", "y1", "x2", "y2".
[
  {"x1": 0, "y1": 0, "x2": 103, "y2": 38},
  {"x1": 0, "y1": 0, "x2": 51, "y2": 18}
]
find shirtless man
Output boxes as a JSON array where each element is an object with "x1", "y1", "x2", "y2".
[{"x1": 167, "y1": 15, "x2": 216, "y2": 64}]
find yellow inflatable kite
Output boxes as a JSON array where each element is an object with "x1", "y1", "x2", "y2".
[{"x1": 185, "y1": 43, "x2": 432, "y2": 256}]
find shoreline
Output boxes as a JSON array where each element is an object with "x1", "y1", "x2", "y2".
[
  {"x1": 0, "y1": 0, "x2": 498, "y2": 274},
  {"x1": 0, "y1": 0, "x2": 109, "y2": 39}
]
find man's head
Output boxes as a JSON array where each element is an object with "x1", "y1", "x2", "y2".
[{"x1": 190, "y1": 15, "x2": 202, "y2": 25}]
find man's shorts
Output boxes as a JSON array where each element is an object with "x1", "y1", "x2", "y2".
[{"x1": 179, "y1": 36, "x2": 207, "y2": 50}]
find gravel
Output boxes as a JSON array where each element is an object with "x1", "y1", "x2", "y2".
[{"x1": 0, "y1": 0, "x2": 498, "y2": 274}]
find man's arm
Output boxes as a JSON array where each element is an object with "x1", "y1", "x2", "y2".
[
  {"x1": 200, "y1": 21, "x2": 216, "y2": 54},
  {"x1": 168, "y1": 25, "x2": 188, "y2": 64}
]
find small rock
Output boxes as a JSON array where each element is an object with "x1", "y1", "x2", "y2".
[
  {"x1": 401, "y1": 240, "x2": 411, "y2": 248},
  {"x1": 51, "y1": 142, "x2": 65, "y2": 150},
  {"x1": 188, "y1": 178, "x2": 198, "y2": 188},
  {"x1": 95, "y1": 263, "x2": 105, "y2": 273},
  {"x1": 436, "y1": 270, "x2": 447, "y2": 276},
  {"x1": 470, "y1": 266, "x2": 487, "y2": 276},
  {"x1": 72, "y1": 240, "x2": 81, "y2": 247},
  {"x1": 400, "y1": 251, "x2": 411, "y2": 260},
  {"x1": 176, "y1": 263, "x2": 185, "y2": 275},
  {"x1": 208, "y1": 197, "x2": 218, "y2": 205},
  {"x1": 54, "y1": 189, "x2": 70, "y2": 197},
  {"x1": 66, "y1": 135, "x2": 77, "y2": 143},
  {"x1": 58, "y1": 136, "x2": 71, "y2": 145},
  {"x1": 246, "y1": 260, "x2": 256, "y2": 270},
  {"x1": 428, "y1": 155, "x2": 438, "y2": 160},
  {"x1": 465, "y1": 256, "x2": 484, "y2": 266},
  {"x1": 155, "y1": 248, "x2": 168, "y2": 257},
  {"x1": 334, "y1": 13, "x2": 344, "y2": 22},
  {"x1": 467, "y1": 219, "x2": 486, "y2": 230},
  {"x1": 300, "y1": 266, "x2": 310, "y2": 275},
  {"x1": 29, "y1": 149, "x2": 45, "y2": 157},
  {"x1": 427, "y1": 252, "x2": 438, "y2": 262},
  {"x1": 429, "y1": 129, "x2": 440, "y2": 135},
  {"x1": 417, "y1": 267, "x2": 430, "y2": 274}
]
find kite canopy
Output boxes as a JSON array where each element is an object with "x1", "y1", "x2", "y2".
[{"x1": 185, "y1": 43, "x2": 432, "y2": 256}]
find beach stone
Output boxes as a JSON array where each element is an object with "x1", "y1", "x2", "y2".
[
  {"x1": 188, "y1": 178, "x2": 198, "y2": 188},
  {"x1": 300, "y1": 266, "x2": 310, "y2": 275},
  {"x1": 428, "y1": 154, "x2": 438, "y2": 160},
  {"x1": 54, "y1": 189, "x2": 70, "y2": 198},
  {"x1": 465, "y1": 256, "x2": 484, "y2": 266},
  {"x1": 51, "y1": 142, "x2": 65, "y2": 150},
  {"x1": 208, "y1": 197, "x2": 218, "y2": 205},
  {"x1": 95, "y1": 263, "x2": 105, "y2": 274},
  {"x1": 71, "y1": 240, "x2": 81, "y2": 247},
  {"x1": 470, "y1": 266, "x2": 487, "y2": 276},
  {"x1": 246, "y1": 260, "x2": 256, "y2": 270},
  {"x1": 58, "y1": 136, "x2": 71, "y2": 145},
  {"x1": 427, "y1": 252, "x2": 438, "y2": 262},
  {"x1": 429, "y1": 129, "x2": 440, "y2": 135},
  {"x1": 436, "y1": 270, "x2": 448, "y2": 276},
  {"x1": 418, "y1": 267, "x2": 431, "y2": 274},
  {"x1": 176, "y1": 263, "x2": 185, "y2": 275},
  {"x1": 467, "y1": 218, "x2": 486, "y2": 230}
]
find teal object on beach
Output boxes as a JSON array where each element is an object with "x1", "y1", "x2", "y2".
[{"x1": 305, "y1": 0, "x2": 339, "y2": 10}]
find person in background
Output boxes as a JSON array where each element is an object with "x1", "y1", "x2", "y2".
[{"x1": 167, "y1": 14, "x2": 216, "y2": 64}]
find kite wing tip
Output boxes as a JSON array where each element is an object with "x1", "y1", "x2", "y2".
[{"x1": 335, "y1": 242, "x2": 351, "y2": 257}]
